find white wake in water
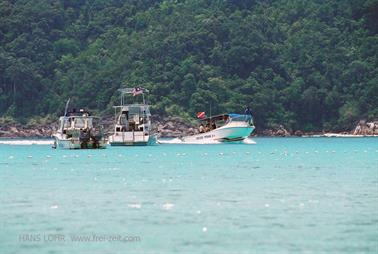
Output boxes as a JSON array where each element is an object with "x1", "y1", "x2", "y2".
[
  {"x1": 157, "y1": 137, "x2": 256, "y2": 145},
  {"x1": 243, "y1": 138, "x2": 257, "y2": 144},
  {"x1": 157, "y1": 137, "x2": 221, "y2": 144},
  {"x1": 0, "y1": 139, "x2": 54, "y2": 145},
  {"x1": 157, "y1": 138, "x2": 183, "y2": 144}
]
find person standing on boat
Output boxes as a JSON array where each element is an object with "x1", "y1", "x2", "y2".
[
  {"x1": 244, "y1": 106, "x2": 253, "y2": 125},
  {"x1": 205, "y1": 123, "x2": 210, "y2": 132},
  {"x1": 199, "y1": 124, "x2": 205, "y2": 133},
  {"x1": 244, "y1": 107, "x2": 252, "y2": 116}
]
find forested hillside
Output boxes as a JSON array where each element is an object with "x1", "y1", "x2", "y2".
[{"x1": 0, "y1": 0, "x2": 377, "y2": 131}]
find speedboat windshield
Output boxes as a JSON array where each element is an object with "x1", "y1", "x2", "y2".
[{"x1": 229, "y1": 114, "x2": 252, "y2": 122}]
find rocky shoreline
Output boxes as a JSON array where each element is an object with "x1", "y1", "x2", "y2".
[{"x1": 0, "y1": 116, "x2": 377, "y2": 138}]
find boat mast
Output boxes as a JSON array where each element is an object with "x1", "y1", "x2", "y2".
[
  {"x1": 64, "y1": 98, "x2": 70, "y2": 116},
  {"x1": 209, "y1": 102, "x2": 212, "y2": 122}
]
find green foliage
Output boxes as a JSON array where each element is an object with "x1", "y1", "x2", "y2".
[{"x1": 0, "y1": 0, "x2": 377, "y2": 131}]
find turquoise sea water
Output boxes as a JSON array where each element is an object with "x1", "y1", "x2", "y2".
[{"x1": 0, "y1": 138, "x2": 377, "y2": 254}]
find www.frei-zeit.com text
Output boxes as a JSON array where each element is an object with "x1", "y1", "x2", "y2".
[{"x1": 19, "y1": 234, "x2": 141, "y2": 243}]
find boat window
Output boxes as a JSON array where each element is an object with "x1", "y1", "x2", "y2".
[
  {"x1": 119, "y1": 114, "x2": 128, "y2": 125},
  {"x1": 62, "y1": 118, "x2": 71, "y2": 129},
  {"x1": 74, "y1": 117, "x2": 93, "y2": 129},
  {"x1": 74, "y1": 118, "x2": 85, "y2": 128},
  {"x1": 230, "y1": 115, "x2": 252, "y2": 122},
  {"x1": 87, "y1": 118, "x2": 94, "y2": 128}
]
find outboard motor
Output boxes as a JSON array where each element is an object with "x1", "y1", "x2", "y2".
[
  {"x1": 80, "y1": 129, "x2": 90, "y2": 148},
  {"x1": 90, "y1": 128, "x2": 103, "y2": 149}
]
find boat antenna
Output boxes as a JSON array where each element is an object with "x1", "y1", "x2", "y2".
[
  {"x1": 64, "y1": 98, "x2": 70, "y2": 116},
  {"x1": 209, "y1": 102, "x2": 212, "y2": 120}
]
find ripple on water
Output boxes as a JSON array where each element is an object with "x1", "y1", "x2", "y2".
[{"x1": 1, "y1": 137, "x2": 377, "y2": 253}]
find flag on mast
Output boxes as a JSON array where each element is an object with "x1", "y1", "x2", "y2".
[
  {"x1": 197, "y1": 111, "x2": 206, "y2": 119},
  {"x1": 132, "y1": 87, "x2": 144, "y2": 96}
]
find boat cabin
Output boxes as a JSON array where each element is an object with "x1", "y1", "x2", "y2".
[
  {"x1": 198, "y1": 113, "x2": 253, "y2": 133},
  {"x1": 114, "y1": 105, "x2": 151, "y2": 133},
  {"x1": 58, "y1": 109, "x2": 100, "y2": 134}
]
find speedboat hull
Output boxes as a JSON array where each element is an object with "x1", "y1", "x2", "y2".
[{"x1": 181, "y1": 126, "x2": 254, "y2": 143}]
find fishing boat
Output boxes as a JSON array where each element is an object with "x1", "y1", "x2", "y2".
[
  {"x1": 109, "y1": 87, "x2": 156, "y2": 146},
  {"x1": 52, "y1": 99, "x2": 107, "y2": 149},
  {"x1": 180, "y1": 113, "x2": 255, "y2": 143}
]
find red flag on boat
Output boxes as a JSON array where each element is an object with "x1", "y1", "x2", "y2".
[
  {"x1": 132, "y1": 87, "x2": 144, "y2": 96},
  {"x1": 197, "y1": 111, "x2": 206, "y2": 119}
]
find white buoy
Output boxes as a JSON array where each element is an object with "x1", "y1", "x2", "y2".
[
  {"x1": 50, "y1": 204, "x2": 58, "y2": 209},
  {"x1": 162, "y1": 203, "x2": 174, "y2": 210},
  {"x1": 128, "y1": 203, "x2": 141, "y2": 209},
  {"x1": 202, "y1": 227, "x2": 207, "y2": 232}
]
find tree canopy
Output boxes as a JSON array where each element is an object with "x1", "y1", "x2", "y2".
[{"x1": 0, "y1": 0, "x2": 377, "y2": 131}]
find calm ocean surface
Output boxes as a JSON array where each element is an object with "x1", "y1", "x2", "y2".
[{"x1": 0, "y1": 138, "x2": 377, "y2": 254}]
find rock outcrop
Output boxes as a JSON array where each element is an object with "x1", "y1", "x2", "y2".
[
  {"x1": 2, "y1": 115, "x2": 376, "y2": 138},
  {"x1": 0, "y1": 123, "x2": 57, "y2": 138},
  {"x1": 353, "y1": 120, "x2": 378, "y2": 135},
  {"x1": 153, "y1": 116, "x2": 196, "y2": 137},
  {"x1": 260, "y1": 125, "x2": 291, "y2": 136}
]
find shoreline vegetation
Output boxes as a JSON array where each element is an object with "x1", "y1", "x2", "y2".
[
  {"x1": 1, "y1": 116, "x2": 377, "y2": 139},
  {"x1": 0, "y1": 1, "x2": 377, "y2": 133}
]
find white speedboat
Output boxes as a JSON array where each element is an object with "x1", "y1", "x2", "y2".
[
  {"x1": 52, "y1": 107, "x2": 107, "y2": 149},
  {"x1": 109, "y1": 87, "x2": 156, "y2": 146},
  {"x1": 181, "y1": 114, "x2": 255, "y2": 143}
]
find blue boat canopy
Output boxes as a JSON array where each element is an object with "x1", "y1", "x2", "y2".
[{"x1": 199, "y1": 113, "x2": 252, "y2": 122}]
